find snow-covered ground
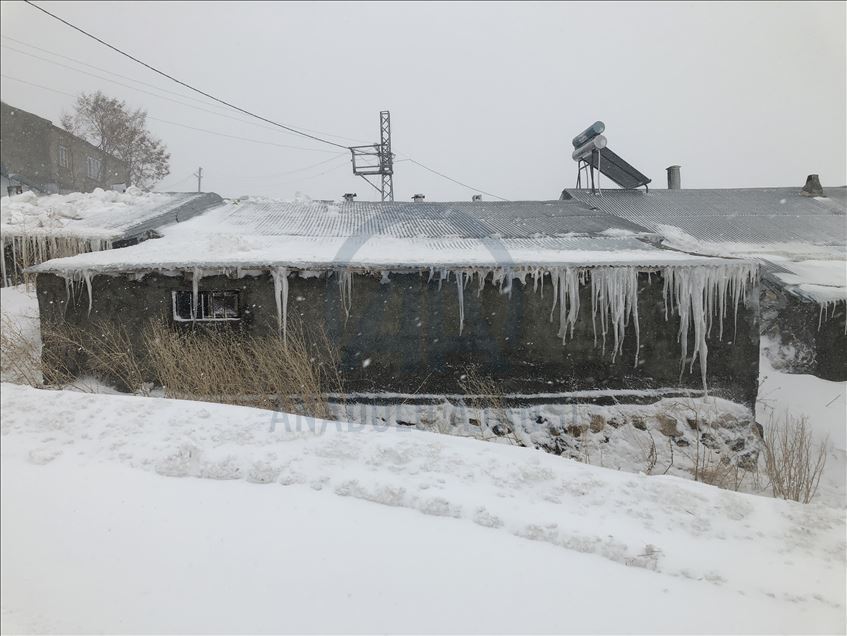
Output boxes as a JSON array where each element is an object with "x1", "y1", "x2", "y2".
[
  {"x1": 1, "y1": 283, "x2": 846, "y2": 632},
  {"x1": 2, "y1": 383, "x2": 845, "y2": 634}
]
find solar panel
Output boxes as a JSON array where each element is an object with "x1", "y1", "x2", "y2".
[{"x1": 581, "y1": 146, "x2": 651, "y2": 190}]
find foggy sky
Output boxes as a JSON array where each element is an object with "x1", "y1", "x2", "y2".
[{"x1": 1, "y1": 1, "x2": 845, "y2": 201}]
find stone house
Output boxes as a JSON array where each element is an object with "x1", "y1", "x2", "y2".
[{"x1": 29, "y1": 197, "x2": 762, "y2": 408}]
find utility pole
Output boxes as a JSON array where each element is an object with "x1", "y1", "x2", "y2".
[
  {"x1": 350, "y1": 111, "x2": 394, "y2": 202},
  {"x1": 193, "y1": 167, "x2": 203, "y2": 193}
]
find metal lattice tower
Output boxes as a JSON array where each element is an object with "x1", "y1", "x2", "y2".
[
  {"x1": 379, "y1": 111, "x2": 394, "y2": 202},
  {"x1": 350, "y1": 110, "x2": 394, "y2": 202}
]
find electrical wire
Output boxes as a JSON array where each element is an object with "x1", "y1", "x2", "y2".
[
  {"x1": 402, "y1": 158, "x2": 509, "y2": 201},
  {"x1": 23, "y1": 0, "x2": 351, "y2": 150},
  {"x1": 0, "y1": 74, "x2": 337, "y2": 153},
  {"x1": 228, "y1": 153, "x2": 349, "y2": 180},
  {"x1": 0, "y1": 34, "x2": 372, "y2": 145},
  {"x1": 1, "y1": 43, "x2": 349, "y2": 149},
  {"x1": 156, "y1": 173, "x2": 196, "y2": 191}
]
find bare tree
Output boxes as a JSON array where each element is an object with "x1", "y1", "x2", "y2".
[{"x1": 62, "y1": 91, "x2": 170, "y2": 189}]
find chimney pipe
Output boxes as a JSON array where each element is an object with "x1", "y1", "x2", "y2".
[
  {"x1": 472, "y1": 194, "x2": 482, "y2": 202},
  {"x1": 801, "y1": 174, "x2": 824, "y2": 197},
  {"x1": 666, "y1": 165, "x2": 681, "y2": 190},
  {"x1": 412, "y1": 193, "x2": 425, "y2": 202}
]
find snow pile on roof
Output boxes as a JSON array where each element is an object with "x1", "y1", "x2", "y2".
[
  {"x1": 0, "y1": 187, "x2": 173, "y2": 240},
  {"x1": 1, "y1": 384, "x2": 845, "y2": 633}
]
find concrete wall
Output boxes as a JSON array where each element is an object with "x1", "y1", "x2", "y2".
[
  {"x1": 1, "y1": 101, "x2": 128, "y2": 193},
  {"x1": 36, "y1": 269, "x2": 761, "y2": 407}
]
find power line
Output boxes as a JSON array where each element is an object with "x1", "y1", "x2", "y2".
[
  {"x1": 156, "y1": 172, "x2": 195, "y2": 191},
  {"x1": 403, "y1": 158, "x2": 509, "y2": 201},
  {"x1": 147, "y1": 116, "x2": 341, "y2": 153},
  {"x1": 23, "y1": 0, "x2": 351, "y2": 150},
  {"x1": 0, "y1": 74, "x2": 338, "y2": 153},
  {"x1": 0, "y1": 34, "x2": 372, "y2": 145},
  {"x1": 1, "y1": 43, "x2": 346, "y2": 148},
  {"x1": 229, "y1": 154, "x2": 349, "y2": 180}
]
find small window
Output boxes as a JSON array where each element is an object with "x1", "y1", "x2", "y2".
[
  {"x1": 172, "y1": 290, "x2": 241, "y2": 322},
  {"x1": 58, "y1": 145, "x2": 69, "y2": 168},
  {"x1": 86, "y1": 156, "x2": 101, "y2": 179}
]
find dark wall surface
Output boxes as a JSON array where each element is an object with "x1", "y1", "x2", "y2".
[
  {"x1": 761, "y1": 280, "x2": 847, "y2": 381},
  {"x1": 37, "y1": 268, "x2": 761, "y2": 406}
]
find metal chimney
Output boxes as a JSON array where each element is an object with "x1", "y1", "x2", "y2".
[
  {"x1": 412, "y1": 193, "x2": 425, "y2": 202},
  {"x1": 666, "y1": 165, "x2": 681, "y2": 190},
  {"x1": 342, "y1": 193, "x2": 357, "y2": 202},
  {"x1": 801, "y1": 174, "x2": 824, "y2": 197}
]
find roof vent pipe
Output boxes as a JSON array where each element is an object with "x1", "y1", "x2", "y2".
[
  {"x1": 472, "y1": 194, "x2": 482, "y2": 201},
  {"x1": 342, "y1": 193, "x2": 357, "y2": 202},
  {"x1": 666, "y1": 165, "x2": 681, "y2": 190},
  {"x1": 412, "y1": 193, "x2": 425, "y2": 202},
  {"x1": 801, "y1": 174, "x2": 824, "y2": 197}
]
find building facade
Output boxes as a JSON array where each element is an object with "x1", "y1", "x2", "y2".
[{"x1": 1, "y1": 101, "x2": 129, "y2": 195}]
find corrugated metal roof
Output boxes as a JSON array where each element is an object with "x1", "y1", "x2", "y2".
[
  {"x1": 1, "y1": 191, "x2": 223, "y2": 241},
  {"x1": 75, "y1": 192, "x2": 223, "y2": 239},
  {"x1": 562, "y1": 187, "x2": 847, "y2": 248},
  {"x1": 214, "y1": 199, "x2": 652, "y2": 239}
]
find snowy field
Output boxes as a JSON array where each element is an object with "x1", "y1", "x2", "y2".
[
  {"x1": 1, "y1": 284, "x2": 845, "y2": 633},
  {"x1": 2, "y1": 383, "x2": 845, "y2": 634}
]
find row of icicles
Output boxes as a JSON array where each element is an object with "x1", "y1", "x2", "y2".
[
  {"x1": 1, "y1": 234, "x2": 110, "y2": 286},
  {"x1": 59, "y1": 263, "x2": 759, "y2": 391}
]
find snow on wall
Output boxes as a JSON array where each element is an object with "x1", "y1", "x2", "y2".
[{"x1": 52, "y1": 261, "x2": 758, "y2": 391}]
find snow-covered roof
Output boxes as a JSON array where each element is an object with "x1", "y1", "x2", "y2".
[
  {"x1": 28, "y1": 196, "x2": 750, "y2": 274},
  {"x1": 1, "y1": 188, "x2": 222, "y2": 242},
  {"x1": 563, "y1": 187, "x2": 847, "y2": 253},
  {"x1": 199, "y1": 198, "x2": 654, "y2": 238}
]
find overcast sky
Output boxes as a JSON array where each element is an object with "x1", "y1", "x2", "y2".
[{"x1": 1, "y1": 1, "x2": 845, "y2": 201}]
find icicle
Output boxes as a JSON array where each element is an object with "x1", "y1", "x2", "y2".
[
  {"x1": 589, "y1": 267, "x2": 640, "y2": 363},
  {"x1": 272, "y1": 267, "x2": 289, "y2": 342},
  {"x1": 549, "y1": 269, "x2": 559, "y2": 322},
  {"x1": 0, "y1": 239, "x2": 6, "y2": 286},
  {"x1": 338, "y1": 270, "x2": 353, "y2": 320},
  {"x1": 477, "y1": 270, "x2": 487, "y2": 297},
  {"x1": 456, "y1": 271, "x2": 465, "y2": 335},
  {"x1": 83, "y1": 270, "x2": 93, "y2": 316},
  {"x1": 192, "y1": 268, "x2": 203, "y2": 319}
]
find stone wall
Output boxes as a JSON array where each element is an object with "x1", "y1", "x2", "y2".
[
  {"x1": 36, "y1": 268, "x2": 761, "y2": 407},
  {"x1": 761, "y1": 280, "x2": 847, "y2": 381}
]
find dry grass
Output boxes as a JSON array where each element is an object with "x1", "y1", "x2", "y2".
[
  {"x1": 0, "y1": 313, "x2": 42, "y2": 386},
  {"x1": 458, "y1": 365, "x2": 524, "y2": 445},
  {"x1": 459, "y1": 364, "x2": 504, "y2": 411},
  {"x1": 4, "y1": 313, "x2": 345, "y2": 421},
  {"x1": 762, "y1": 413, "x2": 828, "y2": 504},
  {"x1": 143, "y1": 320, "x2": 342, "y2": 418},
  {"x1": 41, "y1": 319, "x2": 149, "y2": 393}
]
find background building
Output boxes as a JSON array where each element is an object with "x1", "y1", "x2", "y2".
[{"x1": 0, "y1": 100, "x2": 128, "y2": 196}]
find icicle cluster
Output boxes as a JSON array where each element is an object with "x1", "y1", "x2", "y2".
[
  {"x1": 1, "y1": 234, "x2": 110, "y2": 286},
  {"x1": 45, "y1": 262, "x2": 757, "y2": 393},
  {"x1": 272, "y1": 266, "x2": 289, "y2": 342}
]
